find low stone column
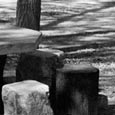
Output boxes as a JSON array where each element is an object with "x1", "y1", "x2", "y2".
[
  {"x1": 2, "y1": 80, "x2": 53, "y2": 115},
  {"x1": 16, "y1": 48, "x2": 64, "y2": 86},
  {"x1": 49, "y1": 64, "x2": 99, "y2": 115}
]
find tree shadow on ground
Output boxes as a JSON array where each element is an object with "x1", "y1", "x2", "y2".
[
  {"x1": 42, "y1": 30, "x2": 115, "y2": 47},
  {"x1": 41, "y1": 1, "x2": 115, "y2": 30},
  {"x1": 0, "y1": 6, "x2": 15, "y2": 10},
  {"x1": 0, "y1": 20, "x2": 9, "y2": 23}
]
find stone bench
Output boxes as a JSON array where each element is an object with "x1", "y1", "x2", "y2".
[
  {"x1": 2, "y1": 80, "x2": 53, "y2": 115},
  {"x1": 49, "y1": 64, "x2": 99, "y2": 115}
]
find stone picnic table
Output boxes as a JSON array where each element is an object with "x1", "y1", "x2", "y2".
[{"x1": 0, "y1": 23, "x2": 42, "y2": 113}]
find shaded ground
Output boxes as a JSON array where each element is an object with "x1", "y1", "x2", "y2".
[
  {"x1": 40, "y1": 1, "x2": 115, "y2": 109},
  {"x1": 1, "y1": 0, "x2": 115, "y2": 114},
  {"x1": 41, "y1": 0, "x2": 115, "y2": 45},
  {"x1": 41, "y1": 2, "x2": 115, "y2": 111}
]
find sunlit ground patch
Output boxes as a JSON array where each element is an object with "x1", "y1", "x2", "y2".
[{"x1": 80, "y1": 36, "x2": 111, "y2": 41}]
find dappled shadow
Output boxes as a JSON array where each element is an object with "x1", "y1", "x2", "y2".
[
  {"x1": 71, "y1": 50, "x2": 115, "y2": 59},
  {"x1": 63, "y1": 40, "x2": 115, "y2": 61},
  {"x1": 0, "y1": 6, "x2": 15, "y2": 10},
  {"x1": 101, "y1": 1, "x2": 115, "y2": 8},
  {"x1": 0, "y1": 20, "x2": 10, "y2": 23},
  {"x1": 44, "y1": 29, "x2": 115, "y2": 39},
  {"x1": 42, "y1": 29, "x2": 115, "y2": 47},
  {"x1": 41, "y1": 1, "x2": 115, "y2": 30}
]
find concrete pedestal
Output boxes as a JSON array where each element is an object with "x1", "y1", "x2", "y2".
[
  {"x1": 49, "y1": 64, "x2": 99, "y2": 115},
  {"x1": 16, "y1": 48, "x2": 64, "y2": 86},
  {"x1": 2, "y1": 80, "x2": 53, "y2": 115}
]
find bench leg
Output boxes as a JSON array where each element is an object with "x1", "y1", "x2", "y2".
[
  {"x1": 0, "y1": 55, "x2": 7, "y2": 114},
  {"x1": 49, "y1": 64, "x2": 99, "y2": 115}
]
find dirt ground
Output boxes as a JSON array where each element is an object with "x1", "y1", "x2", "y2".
[{"x1": 1, "y1": 0, "x2": 115, "y2": 114}]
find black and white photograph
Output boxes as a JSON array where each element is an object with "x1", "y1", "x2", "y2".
[{"x1": 0, "y1": 0, "x2": 115, "y2": 114}]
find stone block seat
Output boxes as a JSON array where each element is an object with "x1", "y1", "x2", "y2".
[
  {"x1": 16, "y1": 48, "x2": 64, "y2": 86},
  {"x1": 49, "y1": 64, "x2": 99, "y2": 115},
  {"x1": 2, "y1": 80, "x2": 53, "y2": 115}
]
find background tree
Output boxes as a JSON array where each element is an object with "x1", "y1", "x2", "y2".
[{"x1": 16, "y1": 0, "x2": 41, "y2": 30}]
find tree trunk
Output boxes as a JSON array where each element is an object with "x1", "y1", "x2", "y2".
[{"x1": 16, "y1": 0, "x2": 41, "y2": 30}]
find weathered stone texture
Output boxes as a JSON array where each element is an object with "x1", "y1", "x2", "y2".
[
  {"x1": 16, "y1": 48, "x2": 64, "y2": 86},
  {"x1": 49, "y1": 64, "x2": 99, "y2": 115},
  {"x1": 2, "y1": 80, "x2": 53, "y2": 115}
]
